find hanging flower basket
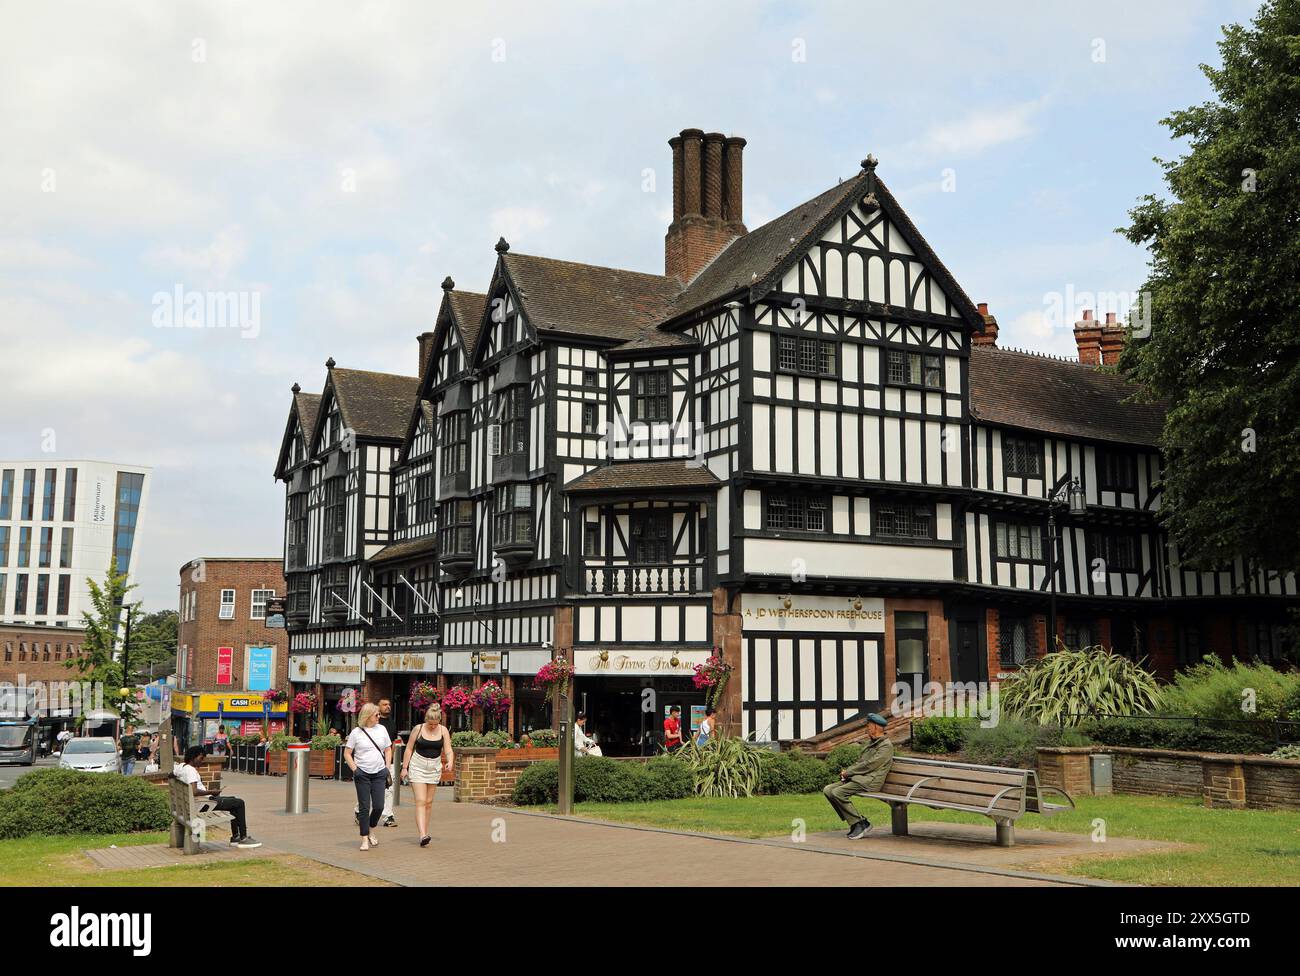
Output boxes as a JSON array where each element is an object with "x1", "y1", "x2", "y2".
[
  {"x1": 409, "y1": 679, "x2": 441, "y2": 712},
  {"x1": 473, "y1": 680, "x2": 512, "y2": 717},
  {"x1": 290, "y1": 692, "x2": 317, "y2": 714},
  {"x1": 263, "y1": 688, "x2": 289, "y2": 706},
  {"x1": 534, "y1": 657, "x2": 573, "y2": 703},
  {"x1": 442, "y1": 684, "x2": 473, "y2": 712},
  {"x1": 691, "y1": 651, "x2": 733, "y2": 710}
]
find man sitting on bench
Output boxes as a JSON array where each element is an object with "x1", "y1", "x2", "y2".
[
  {"x1": 822, "y1": 712, "x2": 893, "y2": 840},
  {"x1": 176, "y1": 745, "x2": 262, "y2": 849}
]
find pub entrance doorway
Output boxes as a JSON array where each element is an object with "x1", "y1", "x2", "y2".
[{"x1": 573, "y1": 674, "x2": 705, "y2": 756}]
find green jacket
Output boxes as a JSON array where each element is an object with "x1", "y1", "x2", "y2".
[{"x1": 842, "y1": 736, "x2": 894, "y2": 791}]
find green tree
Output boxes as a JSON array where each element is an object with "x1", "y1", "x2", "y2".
[
  {"x1": 68, "y1": 562, "x2": 140, "y2": 724},
  {"x1": 1121, "y1": 0, "x2": 1300, "y2": 575},
  {"x1": 127, "y1": 610, "x2": 178, "y2": 683}
]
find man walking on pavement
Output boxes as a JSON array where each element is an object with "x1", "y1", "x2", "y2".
[
  {"x1": 354, "y1": 697, "x2": 400, "y2": 827},
  {"x1": 822, "y1": 712, "x2": 894, "y2": 839}
]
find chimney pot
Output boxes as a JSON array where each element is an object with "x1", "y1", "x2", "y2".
[
  {"x1": 666, "y1": 127, "x2": 747, "y2": 283},
  {"x1": 977, "y1": 302, "x2": 988, "y2": 315},
  {"x1": 1105, "y1": 311, "x2": 1116, "y2": 324},
  {"x1": 1081, "y1": 309, "x2": 1094, "y2": 321}
]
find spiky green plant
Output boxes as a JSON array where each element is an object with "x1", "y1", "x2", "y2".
[
  {"x1": 999, "y1": 647, "x2": 1162, "y2": 726},
  {"x1": 671, "y1": 736, "x2": 764, "y2": 798}
]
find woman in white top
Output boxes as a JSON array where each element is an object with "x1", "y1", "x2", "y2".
[
  {"x1": 344, "y1": 703, "x2": 393, "y2": 851},
  {"x1": 399, "y1": 704, "x2": 455, "y2": 848}
]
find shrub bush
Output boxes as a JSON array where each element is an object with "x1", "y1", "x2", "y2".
[
  {"x1": 451, "y1": 731, "x2": 485, "y2": 748},
  {"x1": 1082, "y1": 717, "x2": 1274, "y2": 754},
  {"x1": 511, "y1": 761, "x2": 559, "y2": 805},
  {"x1": 0, "y1": 769, "x2": 170, "y2": 839},
  {"x1": 824, "y1": 742, "x2": 865, "y2": 775},
  {"x1": 508, "y1": 756, "x2": 691, "y2": 805},
  {"x1": 309, "y1": 733, "x2": 342, "y2": 750},
  {"x1": 1161, "y1": 658, "x2": 1300, "y2": 723},
  {"x1": 911, "y1": 716, "x2": 977, "y2": 754},
  {"x1": 642, "y1": 755, "x2": 693, "y2": 800},
  {"x1": 758, "y1": 750, "x2": 835, "y2": 794},
  {"x1": 1270, "y1": 744, "x2": 1300, "y2": 760},
  {"x1": 573, "y1": 757, "x2": 648, "y2": 803},
  {"x1": 961, "y1": 719, "x2": 1091, "y2": 768},
  {"x1": 670, "y1": 738, "x2": 765, "y2": 797},
  {"x1": 480, "y1": 730, "x2": 512, "y2": 749}
]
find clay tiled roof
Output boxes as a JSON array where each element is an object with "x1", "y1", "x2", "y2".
[
  {"x1": 330, "y1": 368, "x2": 420, "y2": 441},
  {"x1": 369, "y1": 535, "x2": 437, "y2": 565},
  {"x1": 447, "y1": 289, "x2": 487, "y2": 352},
  {"x1": 969, "y1": 345, "x2": 1166, "y2": 447},
  {"x1": 565, "y1": 459, "x2": 722, "y2": 493},
  {"x1": 294, "y1": 391, "x2": 322, "y2": 447},
  {"x1": 501, "y1": 252, "x2": 683, "y2": 343}
]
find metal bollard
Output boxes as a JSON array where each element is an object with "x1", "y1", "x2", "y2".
[
  {"x1": 392, "y1": 740, "x2": 404, "y2": 807},
  {"x1": 285, "y1": 743, "x2": 310, "y2": 814}
]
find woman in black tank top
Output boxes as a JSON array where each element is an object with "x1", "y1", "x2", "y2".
[{"x1": 400, "y1": 703, "x2": 455, "y2": 847}]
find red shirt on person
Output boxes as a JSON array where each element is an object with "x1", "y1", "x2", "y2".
[{"x1": 664, "y1": 715, "x2": 682, "y2": 748}]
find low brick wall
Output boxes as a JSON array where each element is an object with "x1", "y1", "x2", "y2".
[
  {"x1": 454, "y1": 747, "x2": 559, "y2": 803},
  {"x1": 1038, "y1": 746, "x2": 1300, "y2": 811},
  {"x1": 142, "y1": 758, "x2": 224, "y2": 793}
]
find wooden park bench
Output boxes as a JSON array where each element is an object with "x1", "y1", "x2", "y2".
[
  {"x1": 167, "y1": 775, "x2": 234, "y2": 855},
  {"x1": 861, "y1": 756, "x2": 1074, "y2": 847}
]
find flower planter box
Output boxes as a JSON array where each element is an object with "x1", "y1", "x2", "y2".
[
  {"x1": 265, "y1": 748, "x2": 338, "y2": 777},
  {"x1": 496, "y1": 747, "x2": 559, "y2": 762}
]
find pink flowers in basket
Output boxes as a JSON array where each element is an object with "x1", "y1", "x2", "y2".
[
  {"x1": 534, "y1": 657, "x2": 573, "y2": 702},
  {"x1": 691, "y1": 651, "x2": 733, "y2": 707},
  {"x1": 289, "y1": 691, "x2": 317, "y2": 714},
  {"x1": 473, "y1": 680, "x2": 512, "y2": 716},
  {"x1": 441, "y1": 684, "x2": 473, "y2": 712},
  {"x1": 409, "y1": 679, "x2": 441, "y2": 711}
]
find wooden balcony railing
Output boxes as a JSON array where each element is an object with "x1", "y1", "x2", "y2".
[
  {"x1": 584, "y1": 562, "x2": 705, "y2": 596},
  {"x1": 370, "y1": 613, "x2": 439, "y2": 639}
]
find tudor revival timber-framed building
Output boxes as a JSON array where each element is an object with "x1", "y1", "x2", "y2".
[{"x1": 275, "y1": 128, "x2": 1298, "y2": 750}]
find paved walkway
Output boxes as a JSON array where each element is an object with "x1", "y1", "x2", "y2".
[{"x1": 218, "y1": 773, "x2": 1119, "y2": 887}]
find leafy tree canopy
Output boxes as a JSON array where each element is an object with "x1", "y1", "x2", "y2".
[{"x1": 1121, "y1": 0, "x2": 1300, "y2": 573}]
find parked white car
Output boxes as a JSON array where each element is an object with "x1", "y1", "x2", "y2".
[{"x1": 57, "y1": 737, "x2": 121, "y2": 773}]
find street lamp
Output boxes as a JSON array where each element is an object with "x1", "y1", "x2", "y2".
[{"x1": 1046, "y1": 478, "x2": 1087, "y2": 654}]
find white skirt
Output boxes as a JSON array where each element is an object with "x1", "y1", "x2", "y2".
[{"x1": 408, "y1": 751, "x2": 443, "y2": 785}]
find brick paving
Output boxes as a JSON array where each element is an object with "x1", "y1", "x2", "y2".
[
  {"x1": 221, "y1": 772, "x2": 1117, "y2": 887},
  {"x1": 84, "y1": 840, "x2": 271, "y2": 871}
]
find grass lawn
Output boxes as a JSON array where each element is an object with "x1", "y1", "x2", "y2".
[
  {"x1": 0, "y1": 832, "x2": 391, "y2": 887},
  {"x1": 537, "y1": 793, "x2": 1300, "y2": 886}
]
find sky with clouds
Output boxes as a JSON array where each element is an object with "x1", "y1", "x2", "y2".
[{"x1": 0, "y1": 0, "x2": 1260, "y2": 609}]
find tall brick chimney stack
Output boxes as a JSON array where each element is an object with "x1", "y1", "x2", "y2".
[
  {"x1": 973, "y1": 301, "x2": 999, "y2": 346},
  {"x1": 665, "y1": 128, "x2": 747, "y2": 284},
  {"x1": 1074, "y1": 309, "x2": 1102, "y2": 365},
  {"x1": 1099, "y1": 311, "x2": 1125, "y2": 365}
]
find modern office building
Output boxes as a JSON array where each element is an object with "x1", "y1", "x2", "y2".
[{"x1": 0, "y1": 460, "x2": 150, "y2": 627}]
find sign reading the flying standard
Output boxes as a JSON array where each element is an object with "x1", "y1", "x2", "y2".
[
  {"x1": 741, "y1": 594, "x2": 885, "y2": 633},
  {"x1": 366, "y1": 652, "x2": 433, "y2": 673},
  {"x1": 573, "y1": 648, "x2": 714, "y2": 676}
]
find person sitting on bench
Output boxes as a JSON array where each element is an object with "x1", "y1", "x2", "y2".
[
  {"x1": 822, "y1": 712, "x2": 893, "y2": 840},
  {"x1": 176, "y1": 745, "x2": 262, "y2": 849}
]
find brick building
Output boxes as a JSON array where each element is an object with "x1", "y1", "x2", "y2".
[{"x1": 177, "y1": 558, "x2": 287, "y2": 693}]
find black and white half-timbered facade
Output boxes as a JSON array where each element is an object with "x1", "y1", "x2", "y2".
[{"x1": 275, "y1": 127, "x2": 1298, "y2": 750}]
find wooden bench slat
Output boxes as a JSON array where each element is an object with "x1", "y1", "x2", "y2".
[
  {"x1": 883, "y1": 772, "x2": 1016, "y2": 796},
  {"x1": 875, "y1": 787, "x2": 1026, "y2": 814},
  {"x1": 886, "y1": 763, "x2": 1028, "y2": 787}
]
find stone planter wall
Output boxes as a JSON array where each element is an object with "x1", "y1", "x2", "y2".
[
  {"x1": 1037, "y1": 746, "x2": 1300, "y2": 811},
  {"x1": 455, "y1": 747, "x2": 555, "y2": 803}
]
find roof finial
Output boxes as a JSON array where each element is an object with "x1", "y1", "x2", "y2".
[
  {"x1": 441, "y1": 275, "x2": 455, "y2": 291},
  {"x1": 291, "y1": 382, "x2": 301, "y2": 394},
  {"x1": 325, "y1": 357, "x2": 336, "y2": 369},
  {"x1": 495, "y1": 237, "x2": 510, "y2": 254},
  {"x1": 861, "y1": 154, "x2": 878, "y2": 172}
]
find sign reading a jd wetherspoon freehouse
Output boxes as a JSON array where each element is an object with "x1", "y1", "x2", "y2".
[{"x1": 741, "y1": 594, "x2": 885, "y2": 633}]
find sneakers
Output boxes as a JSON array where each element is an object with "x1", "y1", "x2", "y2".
[
  {"x1": 846, "y1": 820, "x2": 871, "y2": 840},
  {"x1": 232, "y1": 836, "x2": 263, "y2": 849},
  {"x1": 383, "y1": 815, "x2": 397, "y2": 827}
]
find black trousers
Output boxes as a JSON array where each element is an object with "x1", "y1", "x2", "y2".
[
  {"x1": 353, "y1": 768, "x2": 387, "y2": 836},
  {"x1": 213, "y1": 796, "x2": 248, "y2": 838}
]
